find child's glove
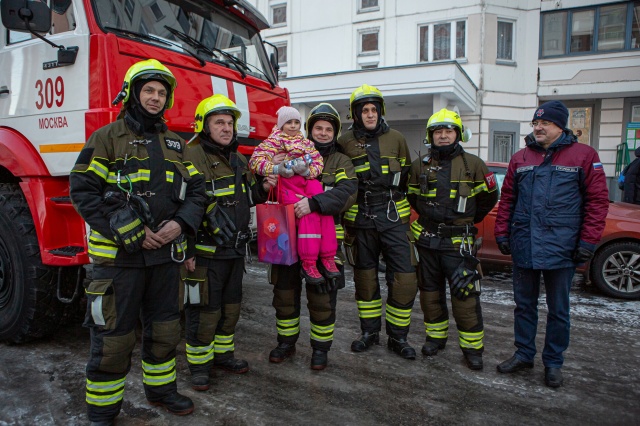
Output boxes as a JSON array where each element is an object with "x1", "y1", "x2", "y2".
[
  {"x1": 273, "y1": 164, "x2": 294, "y2": 178},
  {"x1": 291, "y1": 158, "x2": 310, "y2": 176}
]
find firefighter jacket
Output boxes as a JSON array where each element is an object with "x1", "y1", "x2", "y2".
[
  {"x1": 187, "y1": 135, "x2": 269, "y2": 259},
  {"x1": 495, "y1": 131, "x2": 609, "y2": 269},
  {"x1": 309, "y1": 143, "x2": 358, "y2": 240},
  {"x1": 338, "y1": 123, "x2": 412, "y2": 231},
  {"x1": 70, "y1": 117, "x2": 206, "y2": 267},
  {"x1": 408, "y1": 143, "x2": 498, "y2": 250}
]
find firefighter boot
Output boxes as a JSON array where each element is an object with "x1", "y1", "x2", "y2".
[
  {"x1": 269, "y1": 342, "x2": 296, "y2": 363},
  {"x1": 148, "y1": 392, "x2": 194, "y2": 416},
  {"x1": 351, "y1": 331, "x2": 379, "y2": 352},
  {"x1": 421, "y1": 339, "x2": 446, "y2": 356},
  {"x1": 214, "y1": 357, "x2": 250, "y2": 374},
  {"x1": 387, "y1": 337, "x2": 416, "y2": 360},
  {"x1": 318, "y1": 257, "x2": 341, "y2": 281},
  {"x1": 191, "y1": 373, "x2": 210, "y2": 391},
  {"x1": 463, "y1": 351, "x2": 483, "y2": 370},
  {"x1": 301, "y1": 260, "x2": 326, "y2": 286},
  {"x1": 310, "y1": 349, "x2": 328, "y2": 370}
]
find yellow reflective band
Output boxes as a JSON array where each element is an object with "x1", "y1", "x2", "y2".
[
  {"x1": 86, "y1": 377, "x2": 125, "y2": 407},
  {"x1": 196, "y1": 244, "x2": 217, "y2": 253},
  {"x1": 186, "y1": 163, "x2": 200, "y2": 177},
  {"x1": 142, "y1": 358, "x2": 177, "y2": 387},
  {"x1": 87, "y1": 158, "x2": 109, "y2": 180},
  {"x1": 408, "y1": 185, "x2": 421, "y2": 195},
  {"x1": 310, "y1": 323, "x2": 335, "y2": 341},
  {"x1": 459, "y1": 330, "x2": 484, "y2": 349},
  {"x1": 277, "y1": 318, "x2": 300, "y2": 327},
  {"x1": 166, "y1": 170, "x2": 174, "y2": 183},
  {"x1": 335, "y1": 170, "x2": 348, "y2": 182},
  {"x1": 355, "y1": 164, "x2": 370, "y2": 173},
  {"x1": 214, "y1": 334, "x2": 235, "y2": 353},
  {"x1": 385, "y1": 305, "x2": 412, "y2": 327},
  {"x1": 356, "y1": 299, "x2": 382, "y2": 309},
  {"x1": 186, "y1": 342, "x2": 214, "y2": 365},
  {"x1": 381, "y1": 164, "x2": 389, "y2": 174},
  {"x1": 425, "y1": 320, "x2": 449, "y2": 338}
]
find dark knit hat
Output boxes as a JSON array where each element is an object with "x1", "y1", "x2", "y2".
[{"x1": 532, "y1": 100, "x2": 568, "y2": 129}]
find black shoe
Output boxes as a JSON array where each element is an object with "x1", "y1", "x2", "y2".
[
  {"x1": 421, "y1": 340, "x2": 446, "y2": 356},
  {"x1": 89, "y1": 421, "x2": 115, "y2": 426},
  {"x1": 497, "y1": 355, "x2": 534, "y2": 373},
  {"x1": 191, "y1": 373, "x2": 210, "y2": 391},
  {"x1": 545, "y1": 367, "x2": 563, "y2": 388},
  {"x1": 148, "y1": 392, "x2": 194, "y2": 416},
  {"x1": 269, "y1": 342, "x2": 296, "y2": 363},
  {"x1": 387, "y1": 337, "x2": 416, "y2": 360},
  {"x1": 464, "y1": 352, "x2": 483, "y2": 370},
  {"x1": 310, "y1": 349, "x2": 328, "y2": 370},
  {"x1": 351, "y1": 332, "x2": 379, "y2": 352},
  {"x1": 213, "y1": 357, "x2": 249, "y2": 374}
]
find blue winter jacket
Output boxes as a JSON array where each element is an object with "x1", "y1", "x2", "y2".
[{"x1": 494, "y1": 131, "x2": 609, "y2": 269}]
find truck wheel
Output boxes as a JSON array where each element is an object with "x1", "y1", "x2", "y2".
[
  {"x1": 0, "y1": 183, "x2": 62, "y2": 342},
  {"x1": 590, "y1": 242, "x2": 640, "y2": 300}
]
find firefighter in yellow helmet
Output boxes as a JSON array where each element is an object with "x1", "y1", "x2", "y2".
[
  {"x1": 267, "y1": 103, "x2": 357, "y2": 370},
  {"x1": 338, "y1": 84, "x2": 419, "y2": 360},
  {"x1": 70, "y1": 59, "x2": 206, "y2": 424},
  {"x1": 183, "y1": 94, "x2": 277, "y2": 390},
  {"x1": 407, "y1": 108, "x2": 498, "y2": 370}
]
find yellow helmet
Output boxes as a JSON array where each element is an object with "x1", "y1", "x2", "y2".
[
  {"x1": 113, "y1": 59, "x2": 177, "y2": 109},
  {"x1": 425, "y1": 108, "x2": 471, "y2": 143},
  {"x1": 305, "y1": 103, "x2": 341, "y2": 136},
  {"x1": 193, "y1": 94, "x2": 242, "y2": 133},
  {"x1": 349, "y1": 84, "x2": 385, "y2": 117}
]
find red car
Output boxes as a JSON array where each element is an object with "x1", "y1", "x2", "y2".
[{"x1": 476, "y1": 162, "x2": 640, "y2": 300}]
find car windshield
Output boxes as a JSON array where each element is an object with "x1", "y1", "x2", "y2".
[{"x1": 92, "y1": 0, "x2": 275, "y2": 84}]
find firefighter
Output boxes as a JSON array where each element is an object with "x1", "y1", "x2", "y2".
[
  {"x1": 183, "y1": 95, "x2": 276, "y2": 390},
  {"x1": 407, "y1": 108, "x2": 498, "y2": 370},
  {"x1": 338, "y1": 85, "x2": 418, "y2": 360},
  {"x1": 267, "y1": 103, "x2": 357, "y2": 370},
  {"x1": 70, "y1": 59, "x2": 206, "y2": 425}
]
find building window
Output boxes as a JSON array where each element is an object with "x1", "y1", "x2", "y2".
[
  {"x1": 492, "y1": 132, "x2": 515, "y2": 163},
  {"x1": 497, "y1": 20, "x2": 514, "y2": 61},
  {"x1": 272, "y1": 4, "x2": 286, "y2": 26},
  {"x1": 632, "y1": 104, "x2": 640, "y2": 122},
  {"x1": 150, "y1": 2, "x2": 164, "y2": 21},
  {"x1": 359, "y1": 0, "x2": 379, "y2": 13},
  {"x1": 541, "y1": 1, "x2": 640, "y2": 58},
  {"x1": 360, "y1": 30, "x2": 379, "y2": 54},
  {"x1": 418, "y1": 20, "x2": 466, "y2": 62},
  {"x1": 276, "y1": 43, "x2": 287, "y2": 65},
  {"x1": 124, "y1": 0, "x2": 135, "y2": 21}
]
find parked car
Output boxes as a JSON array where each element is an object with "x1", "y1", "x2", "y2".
[{"x1": 476, "y1": 162, "x2": 640, "y2": 300}]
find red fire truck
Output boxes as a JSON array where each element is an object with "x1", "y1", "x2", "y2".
[{"x1": 0, "y1": 0, "x2": 289, "y2": 343}]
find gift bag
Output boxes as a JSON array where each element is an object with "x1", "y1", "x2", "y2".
[{"x1": 256, "y1": 188, "x2": 298, "y2": 265}]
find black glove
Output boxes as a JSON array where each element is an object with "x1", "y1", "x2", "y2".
[
  {"x1": 498, "y1": 241, "x2": 511, "y2": 255},
  {"x1": 308, "y1": 278, "x2": 336, "y2": 294},
  {"x1": 450, "y1": 254, "x2": 481, "y2": 301},
  {"x1": 204, "y1": 201, "x2": 236, "y2": 245},
  {"x1": 109, "y1": 204, "x2": 145, "y2": 253},
  {"x1": 573, "y1": 247, "x2": 594, "y2": 264},
  {"x1": 128, "y1": 194, "x2": 154, "y2": 227}
]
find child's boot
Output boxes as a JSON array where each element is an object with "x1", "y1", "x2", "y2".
[
  {"x1": 301, "y1": 260, "x2": 325, "y2": 285},
  {"x1": 318, "y1": 257, "x2": 341, "y2": 280}
]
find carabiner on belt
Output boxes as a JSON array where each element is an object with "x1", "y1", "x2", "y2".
[
  {"x1": 386, "y1": 190, "x2": 399, "y2": 222},
  {"x1": 171, "y1": 234, "x2": 187, "y2": 263}
]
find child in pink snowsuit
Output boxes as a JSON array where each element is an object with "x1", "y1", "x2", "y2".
[{"x1": 249, "y1": 106, "x2": 339, "y2": 285}]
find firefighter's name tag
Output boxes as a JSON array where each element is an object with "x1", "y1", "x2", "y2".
[{"x1": 165, "y1": 138, "x2": 182, "y2": 153}]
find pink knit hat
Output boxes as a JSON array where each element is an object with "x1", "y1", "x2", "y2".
[{"x1": 277, "y1": 106, "x2": 301, "y2": 129}]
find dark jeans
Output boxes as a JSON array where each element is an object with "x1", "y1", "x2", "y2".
[{"x1": 512, "y1": 265, "x2": 575, "y2": 368}]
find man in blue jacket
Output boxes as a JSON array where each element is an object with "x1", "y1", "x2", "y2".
[{"x1": 494, "y1": 100, "x2": 609, "y2": 388}]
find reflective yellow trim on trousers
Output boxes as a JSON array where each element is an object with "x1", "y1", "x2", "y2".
[
  {"x1": 86, "y1": 377, "x2": 125, "y2": 406},
  {"x1": 459, "y1": 330, "x2": 484, "y2": 350},
  {"x1": 277, "y1": 317, "x2": 300, "y2": 336},
  {"x1": 357, "y1": 299, "x2": 382, "y2": 319},
  {"x1": 385, "y1": 304, "x2": 411, "y2": 327},
  {"x1": 186, "y1": 342, "x2": 214, "y2": 365},
  {"x1": 425, "y1": 320, "x2": 449, "y2": 339},
  {"x1": 141, "y1": 358, "x2": 177, "y2": 387},
  {"x1": 310, "y1": 322, "x2": 334, "y2": 342},
  {"x1": 214, "y1": 334, "x2": 234, "y2": 354}
]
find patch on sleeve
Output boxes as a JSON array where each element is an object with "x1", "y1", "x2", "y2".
[
  {"x1": 592, "y1": 162, "x2": 603, "y2": 171},
  {"x1": 485, "y1": 172, "x2": 497, "y2": 190},
  {"x1": 75, "y1": 147, "x2": 94, "y2": 165},
  {"x1": 165, "y1": 138, "x2": 183, "y2": 153}
]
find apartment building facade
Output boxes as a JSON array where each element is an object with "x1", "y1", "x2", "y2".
[{"x1": 249, "y1": 0, "x2": 640, "y2": 191}]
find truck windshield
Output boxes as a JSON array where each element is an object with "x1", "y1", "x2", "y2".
[{"x1": 92, "y1": 0, "x2": 275, "y2": 84}]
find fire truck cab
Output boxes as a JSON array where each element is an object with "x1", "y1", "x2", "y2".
[{"x1": 0, "y1": 0, "x2": 288, "y2": 343}]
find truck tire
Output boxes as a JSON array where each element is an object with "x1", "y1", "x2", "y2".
[
  {"x1": 0, "y1": 183, "x2": 63, "y2": 342},
  {"x1": 590, "y1": 241, "x2": 640, "y2": 300}
]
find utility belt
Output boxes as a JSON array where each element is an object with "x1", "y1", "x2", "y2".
[
  {"x1": 420, "y1": 220, "x2": 477, "y2": 238},
  {"x1": 358, "y1": 190, "x2": 404, "y2": 206},
  {"x1": 218, "y1": 229, "x2": 253, "y2": 248}
]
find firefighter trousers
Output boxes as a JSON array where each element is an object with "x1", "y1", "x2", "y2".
[
  {"x1": 84, "y1": 262, "x2": 182, "y2": 422},
  {"x1": 348, "y1": 225, "x2": 417, "y2": 339},
  {"x1": 270, "y1": 261, "x2": 338, "y2": 352},
  {"x1": 184, "y1": 256, "x2": 244, "y2": 376},
  {"x1": 416, "y1": 246, "x2": 484, "y2": 354}
]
